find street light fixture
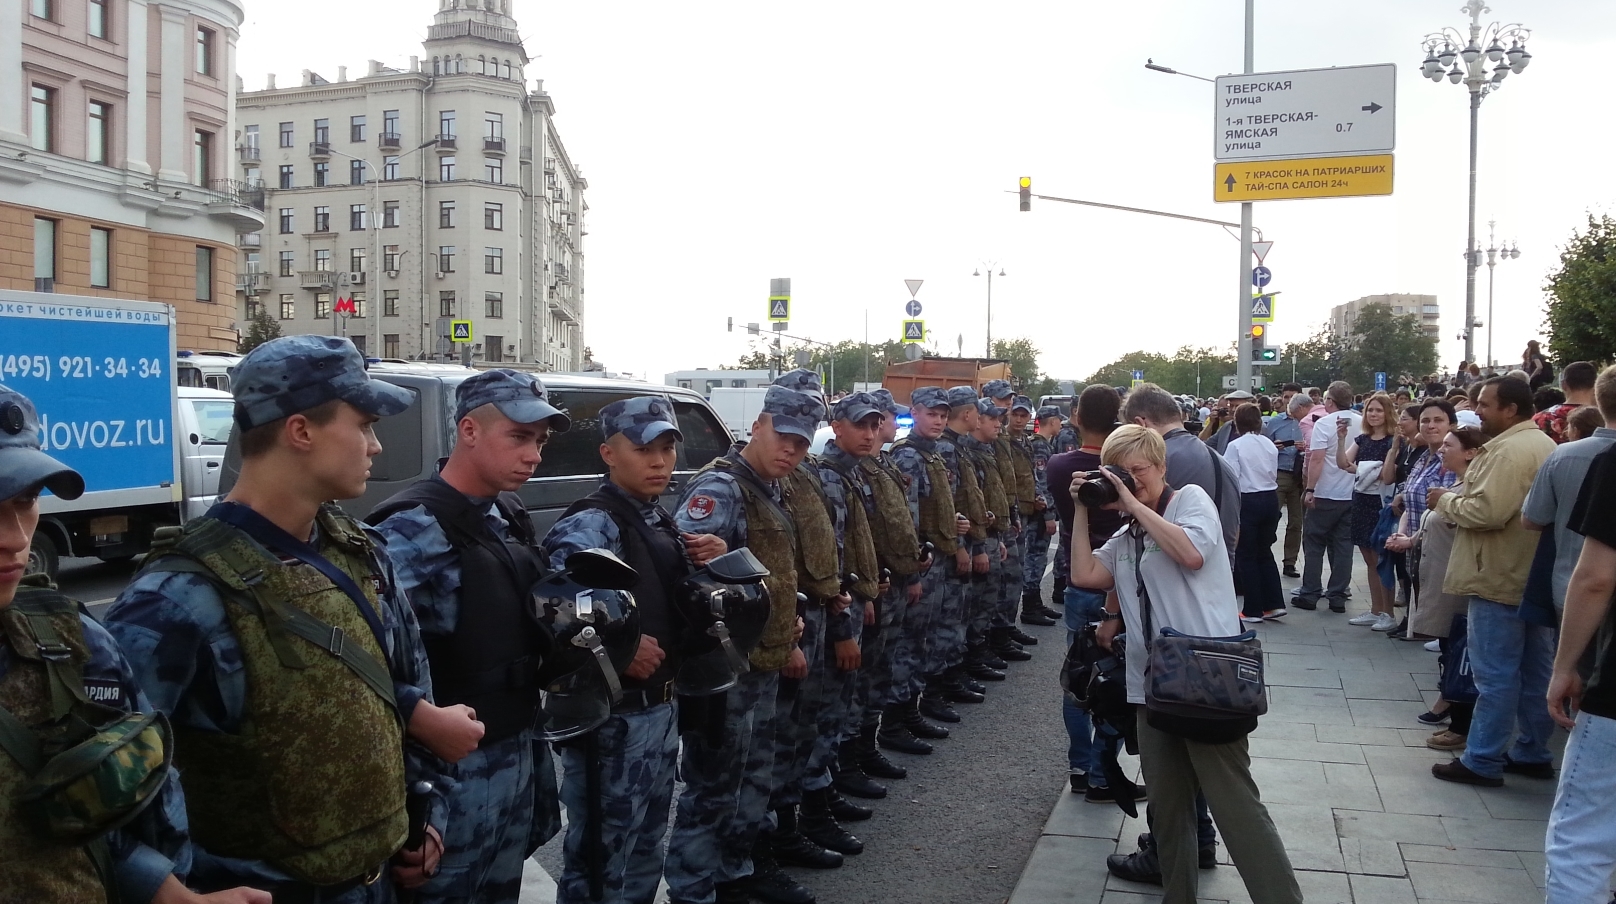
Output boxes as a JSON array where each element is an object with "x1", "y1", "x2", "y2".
[
  {"x1": 1143, "y1": 58, "x2": 1216, "y2": 83},
  {"x1": 973, "y1": 264, "x2": 1005, "y2": 358},
  {"x1": 1479, "y1": 219, "x2": 1520, "y2": 369},
  {"x1": 1419, "y1": 0, "x2": 1531, "y2": 367}
]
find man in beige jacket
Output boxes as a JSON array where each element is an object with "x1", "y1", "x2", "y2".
[{"x1": 1427, "y1": 376, "x2": 1558, "y2": 787}]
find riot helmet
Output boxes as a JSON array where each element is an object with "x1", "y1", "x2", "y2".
[
  {"x1": 531, "y1": 549, "x2": 642, "y2": 741},
  {"x1": 671, "y1": 548, "x2": 771, "y2": 696}
]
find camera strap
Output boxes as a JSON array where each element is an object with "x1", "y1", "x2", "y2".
[{"x1": 1132, "y1": 487, "x2": 1175, "y2": 643}]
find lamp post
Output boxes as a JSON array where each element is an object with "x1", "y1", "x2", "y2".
[
  {"x1": 973, "y1": 263, "x2": 1004, "y2": 358},
  {"x1": 1419, "y1": 0, "x2": 1532, "y2": 368},
  {"x1": 1481, "y1": 219, "x2": 1520, "y2": 369}
]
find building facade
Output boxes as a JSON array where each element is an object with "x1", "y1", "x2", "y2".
[
  {"x1": 1330, "y1": 293, "x2": 1441, "y2": 343},
  {"x1": 234, "y1": 0, "x2": 587, "y2": 370},
  {"x1": 1, "y1": 0, "x2": 262, "y2": 350}
]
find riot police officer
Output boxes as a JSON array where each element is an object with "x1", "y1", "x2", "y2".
[{"x1": 1026, "y1": 405, "x2": 1065, "y2": 621}]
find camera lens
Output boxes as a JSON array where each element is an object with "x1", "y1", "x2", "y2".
[{"x1": 1077, "y1": 476, "x2": 1119, "y2": 508}]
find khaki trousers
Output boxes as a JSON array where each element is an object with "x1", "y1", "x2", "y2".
[
  {"x1": 1137, "y1": 713, "x2": 1303, "y2": 904},
  {"x1": 1275, "y1": 470, "x2": 1304, "y2": 569}
]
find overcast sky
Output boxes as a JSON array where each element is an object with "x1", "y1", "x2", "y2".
[{"x1": 236, "y1": 0, "x2": 1616, "y2": 384}]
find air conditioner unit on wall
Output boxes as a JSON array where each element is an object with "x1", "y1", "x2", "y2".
[
  {"x1": 347, "y1": 271, "x2": 365, "y2": 285},
  {"x1": 435, "y1": 272, "x2": 446, "y2": 280},
  {"x1": 386, "y1": 270, "x2": 399, "y2": 278}
]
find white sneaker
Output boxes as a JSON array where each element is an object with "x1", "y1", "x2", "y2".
[
  {"x1": 1424, "y1": 639, "x2": 1441, "y2": 652},
  {"x1": 1241, "y1": 615, "x2": 1266, "y2": 626},
  {"x1": 1370, "y1": 612, "x2": 1399, "y2": 632},
  {"x1": 1348, "y1": 612, "x2": 1379, "y2": 626}
]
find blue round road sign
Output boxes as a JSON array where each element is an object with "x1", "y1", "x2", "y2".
[
  {"x1": 905, "y1": 300, "x2": 923, "y2": 317},
  {"x1": 1252, "y1": 266, "x2": 1273, "y2": 288}
]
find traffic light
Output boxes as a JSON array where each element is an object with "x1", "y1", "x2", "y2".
[
  {"x1": 1019, "y1": 176, "x2": 1031, "y2": 212},
  {"x1": 1250, "y1": 324, "x2": 1278, "y2": 363}
]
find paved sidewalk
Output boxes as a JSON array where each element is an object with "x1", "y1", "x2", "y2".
[{"x1": 1008, "y1": 558, "x2": 1562, "y2": 904}]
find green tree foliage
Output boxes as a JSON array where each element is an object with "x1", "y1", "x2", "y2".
[
  {"x1": 733, "y1": 339, "x2": 912, "y2": 393},
  {"x1": 1084, "y1": 346, "x2": 1236, "y2": 397},
  {"x1": 238, "y1": 307, "x2": 283, "y2": 354},
  {"x1": 990, "y1": 338, "x2": 1059, "y2": 399},
  {"x1": 1544, "y1": 214, "x2": 1616, "y2": 366},
  {"x1": 1336, "y1": 302, "x2": 1438, "y2": 392}
]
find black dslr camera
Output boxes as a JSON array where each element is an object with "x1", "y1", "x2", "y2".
[{"x1": 1076, "y1": 465, "x2": 1137, "y2": 508}]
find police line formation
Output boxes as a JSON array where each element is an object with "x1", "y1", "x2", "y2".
[{"x1": 0, "y1": 333, "x2": 1079, "y2": 904}]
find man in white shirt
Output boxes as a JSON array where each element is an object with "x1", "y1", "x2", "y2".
[{"x1": 1293, "y1": 381, "x2": 1361, "y2": 612}]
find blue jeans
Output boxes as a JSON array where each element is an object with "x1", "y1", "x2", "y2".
[
  {"x1": 1546, "y1": 711, "x2": 1616, "y2": 903},
  {"x1": 1063, "y1": 586, "x2": 1117, "y2": 781},
  {"x1": 1459, "y1": 597, "x2": 1557, "y2": 779}
]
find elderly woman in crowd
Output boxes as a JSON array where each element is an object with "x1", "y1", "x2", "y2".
[{"x1": 1069, "y1": 425, "x2": 1301, "y2": 904}]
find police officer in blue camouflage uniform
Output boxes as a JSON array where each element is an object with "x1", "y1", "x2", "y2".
[
  {"x1": 0, "y1": 386, "x2": 271, "y2": 904},
  {"x1": 960, "y1": 397, "x2": 1023, "y2": 672},
  {"x1": 1004, "y1": 394, "x2": 1058, "y2": 630},
  {"x1": 663, "y1": 383, "x2": 826, "y2": 904},
  {"x1": 540, "y1": 396, "x2": 727, "y2": 904},
  {"x1": 367, "y1": 369, "x2": 575, "y2": 904},
  {"x1": 105, "y1": 336, "x2": 460, "y2": 902},
  {"x1": 1026, "y1": 405, "x2": 1065, "y2": 620}
]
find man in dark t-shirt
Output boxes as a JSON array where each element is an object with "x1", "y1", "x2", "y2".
[{"x1": 1545, "y1": 442, "x2": 1616, "y2": 901}]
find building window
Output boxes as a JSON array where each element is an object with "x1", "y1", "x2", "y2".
[
  {"x1": 245, "y1": 298, "x2": 260, "y2": 319},
  {"x1": 349, "y1": 204, "x2": 367, "y2": 231},
  {"x1": 485, "y1": 159, "x2": 501, "y2": 183},
  {"x1": 438, "y1": 155, "x2": 455, "y2": 181},
  {"x1": 278, "y1": 208, "x2": 294, "y2": 233},
  {"x1": 313, "y1": 118, "x2": 329, "y2": 144},
  {"x1": 432, "y1": 57, "x2": 441, "y2": 76},
  {"x1": 485, "y1": 335, "x2": 504, "y2": 362},
  {"x1": 350, "y1": 159, "x2": 365, "y2": 185},
  {"x1": 279, "y1": 295, "x2": 295, "y2": 319},
  {"x1": 279, "y1": 121, "x2": 294, "y2": 147},
  {"x1": 193, "y1": 130, "x2": 213, "y2": 184},
  {"x1": 30, "y1": 0, "x2": 52, "y2": 21},
  {"x1": 350, "y1": 247, "x2": 366, "y2": 272},
  {"x1": 90, "y1": 227, "x2": 111, "y2": 287},
  {"x1": 382, "y1": 155, "x2": 399, "y2": 181},
  {"x1": 350, "y1": 115, "x2": 366, "y2": 142},
  {"x1": 383, "y1": 290, "x2": 399, "y2": 317},
  {"x1": 195, "y1": 26, "x2": 215, "y2": 75},
  {"x1": 438, "y1": 247, "x2": 455, "y2": 273},
  {"x1": 195, "y1": 247, "x2": 214, "y2": 301},
  {"x1": 29, "y1": 85, "x2": 54, "y2": 153},
  {"x1": 383, "y1": 109, "x2": 400, "y2": 137},
  {"x1": 34, "y1": 218, "x2": 56, "y2": 283},
  {"x1": 484, "y1": 247, "x2": 502, "y2": 274},
  {"x1": 485, "y1": 292, "x2": 503, "y2": 318},
  {"x1": 439, "y1": 110, "x2": 456, "y2": 139},
  {"x1": 502, "y1": 60, "x2": 512, "y2": 80},
  {"x1": 349, "y1": 334, "x2": 366, "y2": 355},
  {"x1": 485, "y1": 112, "x2": 503, "y2": 141},
  {"x1": 243, "y1": 123, "x2": 259, "y2": 149},
  {"x1": 314, "y1": 206, "x2": 330, "y2": 232},
  {"x1": 244, "y1": 165, "x2": 260, "y2": 186},
  {"x1": 314, "y1": 293, "x2": 331, "y2": 319},
  {"x1": 313, "y1": 248, "x2": 331, "y2": 271},
  {"x1": 313, "y1": 161, "x2": 329, "y2": 186},
  {"x1": 438, "y1": 291, "x2": 456, "y2": 316},
  {"x1": 278, "y1": 164, "x2": 294, "y2": 189},
  {"x1": 383, "y1": 201, "x2": 400, "y2": 228},
  {"x1": 87, "y1": 101, "x2": 111, "y2": 165},
  {"x1": 279, "y1": 250, "x2": 294, "y2": 276},
  {"x1": 349, "y1": 293, "x2": 366, "y2": 318},
  {"x1": 438, "y1": 200, "x2": 455, "y2": 228},
  {"x1": 382, "y1": 244, "x2": 400, "y2": 270},
  {"x1": 384, "y1": 334, "x2": 399, "y2": 357},
  {"x1": 88, "y1": 0, "x2": 108, "y2": 37},
  {"x1": 484, "y1": 202, "x2": 502, "y2": 230}
]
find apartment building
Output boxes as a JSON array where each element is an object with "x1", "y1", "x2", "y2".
[{"x1": 1330, "y1": 294, "x2": 1442, "y2": 343}]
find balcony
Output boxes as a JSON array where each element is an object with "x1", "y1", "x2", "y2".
[
  {"x1": 378, "y1": 132, "x2": 402, "y2": 150},
  {"x1": 239, "y1": 232, "x2": 261, "y2": 248},
  {"x1": 299, "y1": 270, "x2": 338, "y2": 289},
  {"x1": 203, "y1": 179, "x2": 267, "y2": 234},
  {"x1": 236, "y1": 270, "x2": 270, "y2": 294},
  {"x1": 547, "y1": 297, "x2": 578, "y2": 323},
  {"x1": 483, "y1": 137, "x2": 505, "y2": 154},
  {"x1": 309, "y1": 141, "x2": 332, "y2": 158},
  {"x1": 237, "y1": 145, "x2": 261, "y2": 163},
  {"x1": 435, "y1": 135, "x2": 457, "y2": 151}
]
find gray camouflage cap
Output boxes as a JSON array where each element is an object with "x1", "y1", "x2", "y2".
[
  {"x1": 975, "y1": 398, "x2": 1006, "y2": 419},
  {"x1": 455, "y1": 368, "x2": 571, "y2": 430},
  {"x1": 1035, "y1": 405, "x2": 1063, "y2": 422},
  {"x1": 600, "y1": 396, "x2": 682, "y2": 444},
  {"x1": 762, "y1": 386, "x2": 825, "y2": 440},
  {"x1": 0, "y1": 386, "x2": 84, "y2": 501},
  {"x1": 1012, "y1": 395, "x2": 1034, "y2": 413},
  {"x1": 911, "y1": 387, "x2": 949, "y2": 411},
  {"x1": 831, "y1": 392, "x2": 882, "y2": 423},
  {"x1": 945, "y1": 386, "x2": 979, "y2": 408},
  {"x1": 982, "y1": 379, "x2": 1014, "y2": 401},
  {"x1": 869, "y1": 388, "x2": 906, "y2": 416},
  {"x1": 230, "y1": 335, "x2": 415, "y2": 431},
  {"x1": 773, "y1": 368, "x2": 823, "y2": 395}
]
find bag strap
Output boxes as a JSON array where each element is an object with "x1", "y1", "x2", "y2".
[
  {"x1": 0, "y1": 702, "x2": 44, "y2": 773},
  {"x1": 1132, "y1": 487, "x2": 1176, "y2": 643},
  {"x1": 1204, "y1": 442, "x2": 1226, "y2": 512},
  {"x1": 10, "y1": 593, "x2": 91, "y2": 721}
]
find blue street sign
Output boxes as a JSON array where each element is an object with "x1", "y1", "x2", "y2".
[
  {"x1": 1131, "y1": 370, "x2": 1144, "y2": 381},
  {"x1": 905, "y1": 299, "x2": 923, "y2": 317},
  {"x1": 1375, "y1": 371, "x2": 1387, "y2": 391},
  {"x1": 1252, "y1": 266, "x2": 1273, "y2": 288}
]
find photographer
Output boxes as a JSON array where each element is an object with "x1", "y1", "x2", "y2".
[{"x1": 1069, "y1": 425, "x2": 1301, "y2": 904}]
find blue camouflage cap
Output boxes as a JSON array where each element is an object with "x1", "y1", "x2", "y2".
[
  {"x1": 1012, "y1": 395, "x2": 1034, "y2": 413},
  {"x1": 600, "y1": 396, "x2": 682, "y2": 444},
  {"x1": 773, "y1": 368, "x2": 823, "y2": 395},
  {"x1": 454, "y1": 368, "x2": 572, "y2": 430},
  {"x1": 0, "y1": 386, "x2": 84, "y2": 501},
  {"x1": 1035, "y1": 405, "x2": 1063, "y2": 422},
  {"x1": 869, "y1": 388, "x2": 906, "y2": 416},
  {"x1": 831, "y1": 392, "x2": 882, "y2": 423},
  {"x1": 945, "y1": 386, "x2": 979, "y2": 408},
  {"x1": 975, "y1": 398, "x2": 1006, "y2": 419},
  {"x1": 230, "y1": 335, "x2": 415, "y2": 431},
  {"x1": 982, "y1": 379, "x2": 1014, "y2": 401},
  {"x1": 910, "y1": 386, "x2": 949, "y2": 411},
  {"x1": 762, "y1": 386, "x2": 825, "y2": 440}
]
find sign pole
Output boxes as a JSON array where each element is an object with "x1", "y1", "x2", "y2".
[{"x1": 1236, "y1": 0, "x2": 1255, "y2": 395}]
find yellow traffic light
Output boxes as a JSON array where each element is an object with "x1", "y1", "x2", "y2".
[
  {"x1": 1019, "y1": 176, "x2": 1031, "y2": 212},
  {"x1": 1250, "y1": 324, "x2": 1265, "y2": 339}
]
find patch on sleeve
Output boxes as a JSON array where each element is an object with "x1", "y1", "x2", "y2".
[
  {"x1": 82, "y1": 678, "x2": 123, "y2": 706},
  {"x1": 685, "y1": 495, "x2": 716, "y2": 521}
]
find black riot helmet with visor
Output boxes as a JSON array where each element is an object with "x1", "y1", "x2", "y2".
[
  {"x1": 531, "y1": 549, "x2": 642, "y2": 741},
  {"x1": 670, "y1": 548, "x2": 771, "y2": 696}
]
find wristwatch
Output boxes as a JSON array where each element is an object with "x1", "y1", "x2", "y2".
[{"x1": 1100, "y1": 611, "x2": 1123, "y2": 622}]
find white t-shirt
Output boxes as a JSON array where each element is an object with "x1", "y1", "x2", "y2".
[
  {"x1": 1094, "y1": 484, "x2": 1241, "y2": 703},
  {"x1": 1224, "y1": 432, "x2": 1279, "y2": 492},
  {"x1": 1308, "y1": 409, "x2": 1363, "y2": 501}
]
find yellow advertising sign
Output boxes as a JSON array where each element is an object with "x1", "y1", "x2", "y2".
[{"x1": 1214, "y1": 154, "x2": 1393, "y2": 203}]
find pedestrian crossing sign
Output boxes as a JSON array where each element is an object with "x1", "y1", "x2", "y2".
[
  {"x1": 902, "y1": 320, "x2": 925, "y2": 343},
  {"x1": 1250, "y1": 293, "x2": 1278, "y2": 323},
  {"x1": 768, "y1": 296, "x2": 791, "y2": 322},
  {"x1": 451, "y1": 320, "x2": 473, "y2": 342}
]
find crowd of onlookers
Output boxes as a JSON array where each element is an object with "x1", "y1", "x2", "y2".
[{"x1": 1049, "y1": 347, "x2": 1616, "y2": 904}]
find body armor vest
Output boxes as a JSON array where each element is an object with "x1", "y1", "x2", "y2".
[
  {"x1": 817, "y1": 456, "x2": 881, "y2": 601},
  {"x1": 563, "y1": 488, "x2": 689, "y2": 691},
  {"x1": 860, "y1": 456, "x2": 923, "y2": 576},
  {"x1": 0, "y1": 588, "x2": 106, "y2": 904},
  {"x1": 704, "y1": 457, "x2": 799, "y2": 671},
  {"x1": 943, "y1": 431, "x2": 988, "y2": 542},
  {"x1": 368, "y1": 481, "x2": 549, "y2": 743},
  {"x1": 893, "y1": 440, "x2": 959, "y2": 556},
  {"x1": 1005, "y1": 436, "x2": 1038, "y2": 517},
  {"x1": 782, "y1": 463, "x2": 842, "y2": 600},
  {"x1": 973, "y1": 443, "x2": 1010, "y2": 536},
  {"x1": 142, "y1": 510, "x2": 407, "y2": 885}
]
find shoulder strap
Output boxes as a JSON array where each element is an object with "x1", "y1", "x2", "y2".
[
  {"x1": 0, "y1": 703, "x2": 44, "y2": 773},
  {"x1": 721, "y1": 463, "x2": 799, "y2": 552},
  {"x1": 566, "y1": 489, "x2": 680, "y2": 577},
  {"x1": 8, "y1": 590, "x2": 91, "y2": 719},
  {"x1": 1204, "y1": 442, "x2": 1226, "y2": 510},
  {"x1": 1132, "y1": 486, "x2": 1176, "y2": 643}
]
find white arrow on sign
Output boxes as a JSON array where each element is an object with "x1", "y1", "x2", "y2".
[
  {"x1": 904, "y1": 279, "x2": 924, "y2": 297},
  {"x1": 1252, "y1": 241, "x2": 1274, "y2": 265}
]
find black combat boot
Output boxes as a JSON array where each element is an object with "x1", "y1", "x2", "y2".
[
  {"x1": 824, "y1": 785, "x2": 873, "y2": 822},
  {"x1": 857, "y1": 721, "x2": 907, "y2": 779},
  {"x1": 751, "y1": 835, "x2": 821, "y2": 904},
  {"x1": 990, "y1": 626, "x2": 1033, "y2": 662},
  {"x1": 962, "y1": 674, "x2": 988, "y2": 695},
  {"x1": 1020, "y1": 593, "x2": 1058, "y2": 627},
  {"x1": 901, "y1": 697, "x2": 949, "y2": 740},
  {"x1": 876, "y1": 703, "x2": 933, "y2": 755},
  {"x1": 1008, "y1": 623, "x2": 1041, "y2": 645},
  {"x1": 919, "y1": 692, "x2": 961, "y2": 723},
  {"x1": 714, "y1": 879, "x2": 753, "y2": 904},
  {"x1": 769, "y1": 806, "x2": 843, "y2": 870},
  {"x1": 944, "y1": 665, "x2": 988, "y2": 701},
  {"x1": 979, "y1": 642, "x2": 1010, "y2": 670},
  {"x1": 799, "y1": 788, "x2": 864, "y2": 855},
  {"x1": 833, "y1": 741, "x2": 887, "y2": 799},
  {"x1": 967, "y1": 644, "x2": 1009, "y2": 679},
  {"x1": 1048, "y1": 586, "x2": 1067, "y2": 620}
]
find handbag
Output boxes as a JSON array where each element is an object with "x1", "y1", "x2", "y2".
[{"x1": 1439, "y1": 614, "x2": 1479, "y2": 704}]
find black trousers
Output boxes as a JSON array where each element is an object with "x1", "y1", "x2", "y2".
[{"x1": 1236, "y1": 491, "x2": 1284, "y2": 618}]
